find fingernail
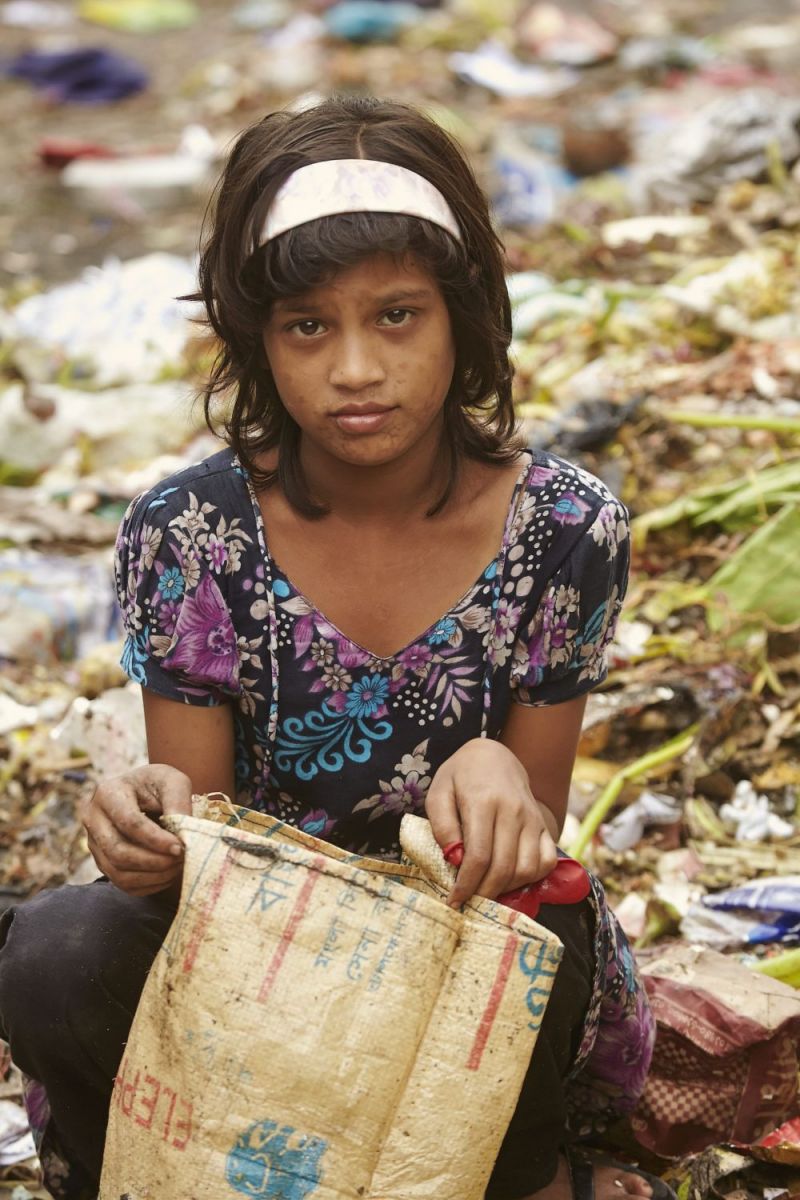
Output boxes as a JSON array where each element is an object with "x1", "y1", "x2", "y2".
[{"x1": 170, "y1": 843, "x2": 183, "y2": 856}]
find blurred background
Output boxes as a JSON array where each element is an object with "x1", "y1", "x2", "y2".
[{"x1": 2, "y1": 0, "x2": 800, "y2": 1190}]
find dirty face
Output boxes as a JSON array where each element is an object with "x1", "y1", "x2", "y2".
[{"x1": 262, "y1": 252, "x2": 456, "y2": 470}]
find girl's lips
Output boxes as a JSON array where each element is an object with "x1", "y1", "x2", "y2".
[{"x1": 331, "y1": 408, "x2": 395, "y2": 434}]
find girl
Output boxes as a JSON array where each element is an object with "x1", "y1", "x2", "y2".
[{"x1": 0, "y1": 95, "x2": 663, "y2": 1200}]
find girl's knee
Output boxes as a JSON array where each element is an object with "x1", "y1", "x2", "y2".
[{"x1": 0, "y1": 881, "x2": 174, "y2": 1042}]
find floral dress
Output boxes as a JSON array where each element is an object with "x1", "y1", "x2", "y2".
[{"x1": 112, "y1": 446, "x2": 653, "y2": 1135}]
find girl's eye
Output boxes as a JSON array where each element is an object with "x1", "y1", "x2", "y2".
[
  {"x1": 290, "y1": 319, "x2": 324, "y2": 337},
  {"x1": 378, "y1": 308, "x2": 413, "y2": 327}
]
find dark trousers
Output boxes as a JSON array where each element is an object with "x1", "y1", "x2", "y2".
[{"x1": 0, "y1": 880, "x2": 593, "y2": 1199}]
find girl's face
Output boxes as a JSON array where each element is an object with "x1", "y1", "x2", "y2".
[{"x1": 262, "y1": 251, "x2": 456, "y2": 470}]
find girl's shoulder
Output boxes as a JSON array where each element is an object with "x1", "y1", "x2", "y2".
[
  {"x1": 519, "y1": 447, "x2": 625, "y2": 512},
  {"x1": 508, "y1": 447, "x2": 629, "y2": 567},
  {"x1": 118, "y1": 447, "x2": 254, "y2": 536}
]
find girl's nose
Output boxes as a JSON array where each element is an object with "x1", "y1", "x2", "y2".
[{"x1": 329, "y1": 334, "x2": 386, "y2": 390}]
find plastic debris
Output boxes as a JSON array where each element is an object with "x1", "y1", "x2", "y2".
[
  {"x1": 491, "y1": 126, "x2": 573, "y2": 228},
  {"x1": 636, "y1": 944, "x2": 800, "y2": 1157},
  {"x1": 323, "y1": 1, "x2": 421, "y2": 43},
  {"x1": 0, "y1": 550, "x2": 120, "y2": 664},
  {"x1": 602, "y1": 215, "x2": 711, "y2": 249},
  {"x1": 7, "y1": 254, "x2": 198, "y2": 386},
  {"x1": 601, "y1": 789, "x2": 683, "y2": 852},
  {"x1": 632, "y1": 90, "x2": 800, "y2": 207},
  {"x1": 61, "y1": 131, "x2": 216, "y2": 213},
  {"x1": 50, "y1": 684, "x2": 147, "y2": 776},
  {"x1": 231, "y1": 0, "x2": 291, "y2": 30},
  {"x1": 1, "y1": 0, "x2": 73, "y2": 26},
  {"x1": 6, "y1": 47, "x2": 149, "y2": 104},
  {"x1": 516, "y1": 3, "x2": 618, "y2": 66},
  {"x1": 449, "y1": 41, "x2": 577, "y2": 99},
  {"x1": 0, "y1": 1100, "x2": 36, "y2": 1168},
  {"x1": 718, "y1": 781, "x2": 797, "y2": 843},
  {"x1": 78, "y1": 0, "x2": 198, "y2": 33}
]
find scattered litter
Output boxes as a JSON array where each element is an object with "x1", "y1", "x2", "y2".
[
  {"x1": 601, "y1": 789, "x2": 683, "y2": 852},
  {"x1": 323, "y1": 1, "x2": 421, "y2": 43},
  {"x1": 602, "y1": 215, "x2": 711, "y2": 249},
  {"x1": 0, "y1": 550, "x2": 120, "y2": 664},
  {"x1": 231, "y1": 0, "x2": 290, "y2": 29},
  {"x1": 449, "y1": 41, "x2": 577, "y2": 99},
  {"x1": 1, "y1": 0, "x2": 73, "y2": 26},
  {"x1": 636, "y1": 944, "x2": 800, "y2": 1157},
  {"x1": 50, "y1": 684, "x2": 147, "y2": 776},
  {"x1": 0, "y1": 1100, "x2": 36, "y2": 1167},
  {"x1": 491, "y1": 125, "x2": 574, "y2": 227},
  {"x1": 632, "y1": 90, "x2": 800, "y2": 207},
  {"x1": 6, "y1": 47, "x2": 149, "y2": 104},
  {"x1": 7, "y1": 253, "x2": 199, "y2": 386},
  {"x1": 516, "y1": 3, "x2": 618, "y2": 66},
  {"x1": 78, "y1": 0, "x2": 198, "y2": 32}
]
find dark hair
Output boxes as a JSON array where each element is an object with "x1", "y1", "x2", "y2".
[{"x1": 193, "y1": 94, "x2": 520, "y2": 516}]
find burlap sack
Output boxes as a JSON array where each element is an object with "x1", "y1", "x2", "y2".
[{"x1": 100, "y1": 799, "x2": 563, "y2": 1200}]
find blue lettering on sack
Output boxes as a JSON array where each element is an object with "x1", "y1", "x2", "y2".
[
  {"x1": 518, "y1": 942, "x2": 559, "y2": 1030},
  {"x1": 225, "y1": 1119, "x2": 327, "y2": 1198}
]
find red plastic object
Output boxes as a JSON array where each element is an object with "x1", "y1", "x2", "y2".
[
  {"x1": 38, "y1": 138, "x2": 118, "y2": 169},
  {"x1": 442, "y1": 840, "x2": 590, "y2": 918}
]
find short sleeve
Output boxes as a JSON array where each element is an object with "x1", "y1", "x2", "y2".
[
  {"x1": 114, "y1": 488, "x2": 241, "y2": 706},
  {"x1": 510, "y1": 499, "x2": 630, "y2": 706}
]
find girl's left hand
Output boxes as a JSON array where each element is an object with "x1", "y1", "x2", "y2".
[{"x1": 424, "y1": 738, "x2": 558, "y2": 908}]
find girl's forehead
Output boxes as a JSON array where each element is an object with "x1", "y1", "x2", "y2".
[{"x1": 279, "y1": 251, "x2": 440, "y2": 306}]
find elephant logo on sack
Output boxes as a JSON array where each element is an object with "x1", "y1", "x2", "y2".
[{"x1": 226, "y1": 1119, "x2": 328, "y2": 1198}]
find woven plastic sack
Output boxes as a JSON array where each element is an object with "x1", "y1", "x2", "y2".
[{"x1": 99, "y1": 798, "x2": 563, "y2": 1200}]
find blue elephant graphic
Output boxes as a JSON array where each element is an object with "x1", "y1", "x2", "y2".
[{"x1": 225, "y1": 1119, "x2": 327, "y2": 1199}]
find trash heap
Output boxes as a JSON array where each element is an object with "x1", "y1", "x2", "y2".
[{"x1": 1, "y1": 0, "x2": 800, "y2": 1195}]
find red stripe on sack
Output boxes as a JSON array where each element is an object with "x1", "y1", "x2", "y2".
[
  {"x1": 182, "y1": 855, "x2": 233, "y2": 974},
  {"x1": 466, "y1": 933, "x2": 519, "y2": 1072},
  {"x1": 258, "y1": 857, "x2": 323, "y2": 1003}
]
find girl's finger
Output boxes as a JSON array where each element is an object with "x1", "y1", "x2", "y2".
[
  {"x1": 94, "y1": 784, "x2": 183, "y2": 858},
  {"x1": 87, "y1": 814, "x2": 179, "y2": 875},
  {"x1": 424, "y1": 773, "x2": 463, "y2": 855},
  {"x1": 473, "y1": 816, "x2": 519, "y2": 901},
  {"x1": 507, "y1": 826, "x2": 551, "y2": 891},
  {"x1": 447, "y1": 804, "x2": 494, "y2": 909}
]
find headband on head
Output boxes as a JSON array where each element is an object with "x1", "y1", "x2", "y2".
[{"x1": 257, "y1": 158, "x2": 463, "y2": 246}]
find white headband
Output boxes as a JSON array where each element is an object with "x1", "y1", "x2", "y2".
[{"x1": 258, "y1": 158, "x2": 462, "y2": 246}]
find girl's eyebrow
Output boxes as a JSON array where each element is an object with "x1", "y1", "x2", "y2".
[{"x1": 274, "y1": 287, "x2": 434, "y2": 315}]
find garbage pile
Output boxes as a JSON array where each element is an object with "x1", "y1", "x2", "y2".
[{"x1": 1, "y1": 0, "x2": 800, "y2": 1195}]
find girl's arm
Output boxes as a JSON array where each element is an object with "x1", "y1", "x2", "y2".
[
  {"x1": 424, "y1": 695, "x2": 587, "y2": 908},
  {"x1": 82, "y1": 691, "x2": 236, "y2": 896}
]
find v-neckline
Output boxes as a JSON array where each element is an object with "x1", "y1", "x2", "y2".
[{"x1": 241, "y1": 451, "x2": 533, "y2": 663}]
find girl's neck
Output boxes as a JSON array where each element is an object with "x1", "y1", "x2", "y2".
[{"x1": 298, "y1": 428, "x2": 451, "y2": 524}]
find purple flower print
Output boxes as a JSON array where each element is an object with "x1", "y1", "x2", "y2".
[
  {"x1": 583, "y1": 989, "x2": 655, "y2": 1102},
  {"x1": 206, "y1": 533, "x2": 228, "y2": 573},
  {"x1": 163, "y1": 573, "x2": 239, "y2": 689},
  {"x1": 299, "y1": 808, "x2": 336, "y2": 838},
  {"x1": 378, "y1": 772, "x2": 428, "y2": 815},
  {"x1": 530, "y1": 465, "x2": 557, "y2": 486},
  {"x1": 397, "y1": 643, "x2": 432, "y2": 676}
]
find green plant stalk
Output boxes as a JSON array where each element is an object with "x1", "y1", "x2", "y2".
[
  {"x1": 660, "y1": 410, "x2": 800, "y2": 434},
  {"x1": 568, "y1": 726, "x2": 698, "y2": 862},
  {"x1": 751, "y1": 947, "x2": 800, "y2": 987}
]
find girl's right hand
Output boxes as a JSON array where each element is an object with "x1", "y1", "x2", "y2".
[{"x1": 82, "y1": 764, "x2": 193, "y2": 896}]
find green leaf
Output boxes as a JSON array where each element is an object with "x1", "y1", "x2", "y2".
[{"x1": 706, "y1": 504, "x2": 800, "y2": 629}]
